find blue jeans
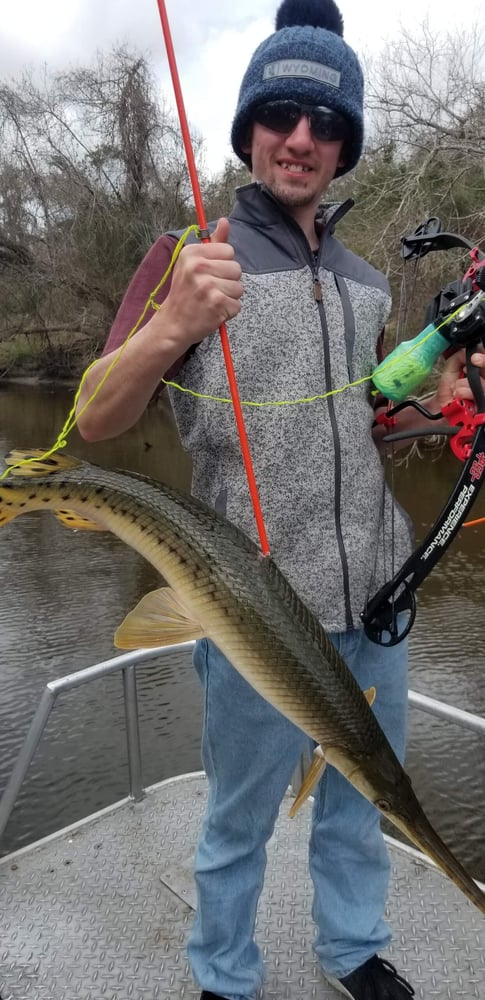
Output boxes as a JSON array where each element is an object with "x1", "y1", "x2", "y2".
[{"x1": 189, "y1": 628, "x2": 408, "y2": 999}]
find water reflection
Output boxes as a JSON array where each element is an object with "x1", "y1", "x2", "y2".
[
  {"x1": 0, "y1": 384, "x2": 483, "y2": 879},
  {"x1": 0, "y1": 382, "x2": 192, "y2": 488}
]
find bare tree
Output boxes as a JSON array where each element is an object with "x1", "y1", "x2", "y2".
[
  {"x1": 2, "y1": 27, "x2": 485, "y2": 379},
  {"x1": 331, "y1": 21, "x2": 485, "y2": 338},
  {"x1": 0, "y1": 48, "x2": 203, "y2": 375},
  {"x1": 363, "y1": 21, "x2": 485, "y2": 237}
]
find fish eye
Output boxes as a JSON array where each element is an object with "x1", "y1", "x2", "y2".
[{"x1": 376, "y1": 798, "x2": 391, "y2": 813}]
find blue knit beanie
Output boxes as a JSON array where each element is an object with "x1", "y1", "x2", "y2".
[{"x1": 231, "y1": 0, "x2": 364, "y2": 177}]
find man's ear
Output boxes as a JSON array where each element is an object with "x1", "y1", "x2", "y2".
[{"x1": 240, "y1": 125, "x2": 253, "y2": 156}]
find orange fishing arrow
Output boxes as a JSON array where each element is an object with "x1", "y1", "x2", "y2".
[{"x1": 154, "y1": 0, "x2": 270, "y2": 557}]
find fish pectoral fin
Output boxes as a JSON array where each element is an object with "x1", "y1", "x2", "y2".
[
  {"x1": 54, "y1": 509, "x2": 106, "y2": 532},
  {"x1": 114, "y1": 586, "x2": 205, "y2": 650},
  {"x1": 289, "y1": 745, "x2": 326, "y2": 818},
  {"x1": 364, "y1": 685, "x2": 376, "y2": 707},
  {"x1": 5, "y1": 450, "x2": 80, "y2": 476}
]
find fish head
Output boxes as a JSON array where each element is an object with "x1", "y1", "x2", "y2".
[{"x1": 326, "y1": 741, "x2": 485, "y2": 913}]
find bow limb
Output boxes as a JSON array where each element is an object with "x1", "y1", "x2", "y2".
[
  {"x1": 362, "y1": 418, "x2": 485, "y2": 646},
  {"x1": 365, "y1": 213, "x2": 485, "y2": 647}
]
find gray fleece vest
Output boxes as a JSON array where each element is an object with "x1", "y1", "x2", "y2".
[{"x1": 169, "y1": 183, "x2": 413, "y2": 632}]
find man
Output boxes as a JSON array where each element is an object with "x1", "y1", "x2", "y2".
[{"x1": 76, "y1": 2, "x2": 484, "y2": 997}]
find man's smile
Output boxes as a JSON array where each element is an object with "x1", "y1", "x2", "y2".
[{"x1": 278, "y1": 161, "x2": 313, "y2": 175}]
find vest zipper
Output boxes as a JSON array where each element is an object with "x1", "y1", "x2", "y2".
[
  {"x1": 259, "y1": 186, "x2": 354, "y2": 625},
  {"x1": 275, "y1": 209, "x2": 353, "y2": 625},
  {"x1": 316, "y1": 296, "x2": 353, "y2": 628}
]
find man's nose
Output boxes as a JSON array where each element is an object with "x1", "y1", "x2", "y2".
[{"x1": 285, "y1": 114, "x2": 315, "y2": 149}]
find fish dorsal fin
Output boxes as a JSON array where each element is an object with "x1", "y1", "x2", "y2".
[
  {"x1": 5, "y1": 450, "x2": 80, "y2": 477},
  {"x1": 364, "y1": 686, "x2": 376, "y2": 707},
  {"x1": 54, "y1": 509, "x2": 106, "y2": 532},
  {"x1": 114, "y1": 587, "x2": 205, "y2": 650}
]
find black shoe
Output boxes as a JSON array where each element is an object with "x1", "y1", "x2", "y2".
[
  {"x1": 200, "y1": 993, "x2": 230, "y2": 1000},
  {"x1": 325, "y1": 954, "x2": 415, "y2": 999}
]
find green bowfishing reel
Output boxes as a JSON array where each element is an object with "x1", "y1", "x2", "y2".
[{"x1": 371, "y1": 218, "x2": 485, "y2": 402}]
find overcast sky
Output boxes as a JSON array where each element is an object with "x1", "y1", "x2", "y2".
[{"x1": 1, "y1": 0, "x2": 467, "y2": 174}]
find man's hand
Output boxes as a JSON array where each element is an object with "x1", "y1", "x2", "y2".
[
  {"x1": 161, "y1": 217, "x2": 244, "y2": 352},
  {"x1": 436, "y1": 346, "x2": 485, "y2": 409},
  {"x1": 76, "y1": 219, "x2": 243, "y2": 442}
]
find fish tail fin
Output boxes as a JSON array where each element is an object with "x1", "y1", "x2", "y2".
[
  {"x1": 4, "y1": 449, "x2": 81, "y2": 477},
  {"x1": 0, "y1": 450, "x2": 85, "y2": 527}
]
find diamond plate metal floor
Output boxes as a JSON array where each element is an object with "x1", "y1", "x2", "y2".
[{"x1": 0, "y1": 772, "x2": 483, "y2": 999}]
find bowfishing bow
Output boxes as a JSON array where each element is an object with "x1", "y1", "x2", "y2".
[{"x1": 362, "y1": 218, "x2": 485, "y2": 646}]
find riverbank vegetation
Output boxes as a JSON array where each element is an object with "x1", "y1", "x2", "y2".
[{"x1": 0, "y1": 22, "x2": 484, "y2": 380}]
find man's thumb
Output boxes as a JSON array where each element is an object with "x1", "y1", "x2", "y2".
[{"x1": 210, "y1": 217, "x2": 230, "y2": 244}]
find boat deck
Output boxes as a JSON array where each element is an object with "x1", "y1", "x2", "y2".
[{"x1": 1, "y1": 771, "x2": 483, "y2": 1000}]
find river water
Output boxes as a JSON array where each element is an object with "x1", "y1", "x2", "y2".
[{"x1": 0, "y1": 383, "x2": 484, "y2": 880}]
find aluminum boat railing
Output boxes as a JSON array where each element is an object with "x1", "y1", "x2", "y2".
[{"x1": 1, "y1": 641, "x2": 484, "y2": 845}]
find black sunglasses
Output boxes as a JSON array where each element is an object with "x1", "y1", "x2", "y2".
[{"x1": 252, "y1": 100, "x2": 350, "y2": 143}]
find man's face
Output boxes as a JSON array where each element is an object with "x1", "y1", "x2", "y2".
[{"x1": 244, "y1": 111, "x2": 345, "y2": 216}]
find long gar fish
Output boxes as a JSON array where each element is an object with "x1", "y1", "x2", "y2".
[{"x1": 1, "y1": 449, "x2": 484, "y2": 915}]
